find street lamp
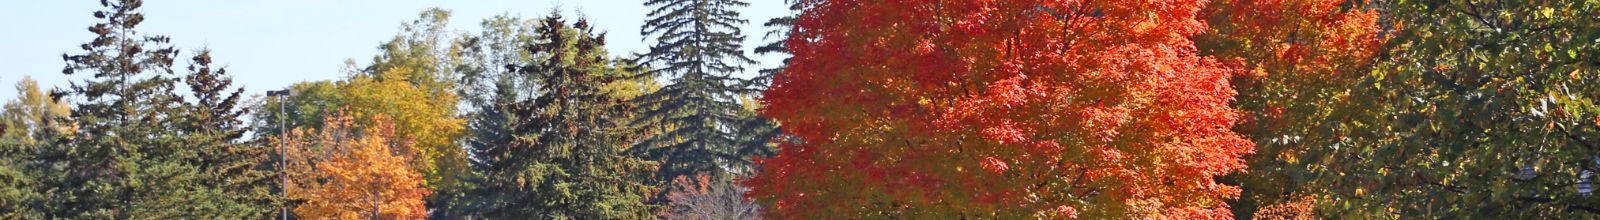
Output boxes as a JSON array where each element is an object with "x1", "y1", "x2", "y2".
[{"x1": 266, "y1": 89, "x2": 293, "y2": 220}]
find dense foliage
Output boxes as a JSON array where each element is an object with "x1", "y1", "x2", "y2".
[
  {"x1": 467, "y1": 14, "x2": 660, "y2": 219},
  {"x1": 3, "y1": 0, "x2": 278, "y2": 218},
  {"x1": 749, "y1": 0, "x2": 1253, "y2": 218},
  {"x1": 1300, "y1": 0, "x2": 1600, "y2": 217},
  {"x1": 636, "y1": 0, "x2": 772, "y2": 185},
  {"x1": 5, "y1": 0, "x2": 1600, "y2": 219},
  {"x1": 1192, "y1": 0, "x2": 1381, "y2": 218},
  {"x1": 286, "y1": 112, "x2": 431, "y2": 219}
]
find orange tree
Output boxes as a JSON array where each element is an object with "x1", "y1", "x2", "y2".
[
  {"x1": 286, "y1": 112, "x2": 430, "y2": 219},
  {"x1": 747, "y1": 0, "x2": 1253, "y2": 218}
]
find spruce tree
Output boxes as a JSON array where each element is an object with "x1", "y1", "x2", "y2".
[
  {"x1": 0, "y1": 76, "x2": 71, "y2": 218},
  {"x1": 47, "y1": 0, "x2": 274, "y2": 217},
  {"x1": 470, "y1": 14, "x2": 659, "y2": 219},
  {"x1": 177, "y1": 50, "x2": 277, "y2": 217},
  {"x1": 637, "y1": 0, "x2": 761, "y2": 185}
]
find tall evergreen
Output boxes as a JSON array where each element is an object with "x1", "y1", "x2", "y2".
[
  {"x1": 177, "y1": 50, "x2": 278, "y2": 217},
  {"x1": 637, "y1": 0, "x2": 761, "y2": 184},
  {"x1": 44, "y1": 0, "x2": 275, "y2": 218},
  {"x1": 470, "y1": 14, "x2": 659, "y2": 219}
]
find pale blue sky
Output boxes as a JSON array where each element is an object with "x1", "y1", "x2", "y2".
[{"x1": 0, "y1": 0, "x2": 790, "y2": 101}]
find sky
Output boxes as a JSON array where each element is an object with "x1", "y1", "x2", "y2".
[{"x1": 0, "y1": 0, "x2": 791, "y2": 101}]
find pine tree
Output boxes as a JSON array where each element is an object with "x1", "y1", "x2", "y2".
[
  {"x1": 637, "y1": 0, "x2": 762, "y2": 186},
  {"x1": 46, "y1": 0, "x2": 275, "y2": 217},
  {"x1": 470, "y1": 14, "x2": 659, "y2": 219}
]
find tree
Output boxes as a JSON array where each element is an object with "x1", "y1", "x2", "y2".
[
  {"x1": 1273, "y1": 0, "x2": 1600, "y2": 218},
  {"x1": 174, "y1": 49, "x2": 280, "y2": 217},
  {"x1": 1191, "y1": 0, "x2": 1381, "y2": 218},
  {"x1": 46, "y1": 0, "x2": 276, "y2": 217},
  {"x1": 0, "y1": 76, "x2": 72, "y2": 145},
  {"x1": 637, "y1": 0, "x2": 766, "y2": 184},
  {"x1": 663, "y1": 174, "x2": 761, "y2": 220},
  {"x1": 0, "y1": 76, "x2": 73, "y2": 218},
  {"x1": 287, "y1": 112, "x2": 431, "y2": 219},
  {"x1": 469, "y1": 14, "x2": 660, "y2": 219},
  {"x1": 251, "y1": 8, "x2": 472, "y2": 196},
  {"x1": 455, "y1": 13, "x2": 541, "y2": 109},
  {"x1": 351, "y1": 8, "x2": 471, "y2": 192},
  {"x1": 429, "y1": 13, "x2": 548, "y2": 218},
  {"x1": 748, "y1": 0, "x2": 1253, "y2": 218}
]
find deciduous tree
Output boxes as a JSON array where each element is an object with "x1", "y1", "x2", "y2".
[
  {"x1": 349, "y1": 8, "x2": 471, "y2": 192},
  {"x1": 287, "y1": 112, "x2": 430, "y2": 219},
  {"x1": 0, "y1": 76, "x2": 72, "y2": 145},
  {"x1": 749, "y1": 0, "x2": 1253, "y2": 218},
  {"x1": 1191, "y1": 0, "x2": 1380, "y2": 218},
  {"x1": 1286, "y1": 0, "x2": 1600, "y2": 217}
]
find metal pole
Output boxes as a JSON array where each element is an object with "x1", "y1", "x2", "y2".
[{"x1": 279, "y1": 94, "x2": 288, "y2": 220}]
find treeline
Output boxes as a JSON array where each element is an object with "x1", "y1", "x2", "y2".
[
  {"x1": 0, "y1": 0, "x2": 781, "y2": 219},
  {"x1": 3, "y1": 0, "x2": 1600, "y2": 219}
]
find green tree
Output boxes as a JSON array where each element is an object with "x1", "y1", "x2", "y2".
[
  {"x1": 1261, "y1": 0, "x2": 1600, "y2": 218},
  {"x1": 637, "y1": 0, "x2": 764, "y2": 186},
  {"x1": 470, "y1": 14, "x2": 659, "y2": 219},
  {"x1": 0, "y1": 76, "x2": 73, "y2": 218},
  {"x1": 46, "y1": 0, "x2": 276, "y2": 217},
  {"x1": 177, "y1": 49, "x2": 279, "y2": 217},
  {"x1": 456, "y1": 14, "x2": 540, "y2": 109}
]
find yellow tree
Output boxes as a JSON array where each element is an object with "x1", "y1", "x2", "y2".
[
  {"x1": 339, "y1": 70, "x2": 466, "y2": 191},
  {"x1": 342, "y1": 8, "x2": 470, "y2": 191},
  {"x1": 0, "y1": 75, "x2": 73, "y2": 145},
  {"x1": 287, "y1": 111, "x2": 431, "y2": 219}
]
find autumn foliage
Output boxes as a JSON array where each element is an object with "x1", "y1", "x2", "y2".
[
  {"x1": 1194, "y1": 0, "x2": 1380, "y2": 217},
  {"x1": 287, "y1": 112, "x2": 431, "y2": 219},
  {"x1": 749, "y1": 0, "x2": 1253, "y2": 218}
]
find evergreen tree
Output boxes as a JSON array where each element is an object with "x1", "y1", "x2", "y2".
[
  {"x1": 449, "y1": 14, "x2": 544, "y2": 219},
  {"x1": 45, "y1": 0, "x2": 275, "y2": 217},
  {"x1": 637, "y1": 0, "x2": 762, "y2": 185},
  {"x1": 470, "y1": 14, "x2": 659, "y2": 219},
  {"x1": 0, "y1": 76, "x2": 73, "y2": 218},
  {"x1": 177, "y1": 50, "x2": 278, "y2": 217}
]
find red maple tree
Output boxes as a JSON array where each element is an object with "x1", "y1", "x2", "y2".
[{"x1": 748, "y1": 0, "x2": 1254, "y2": 218}]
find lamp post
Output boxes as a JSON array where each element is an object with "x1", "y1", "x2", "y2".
[{"x1": 266, "y1": 89, "x2": 293, "y2": 220}]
